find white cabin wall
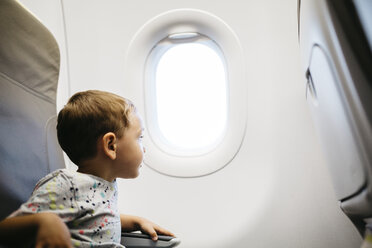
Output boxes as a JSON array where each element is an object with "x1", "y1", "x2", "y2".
[{"x1": 18, "y1": 0, "x2": 362, "y2": 247}]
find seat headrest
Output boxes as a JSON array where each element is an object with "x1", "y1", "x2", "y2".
[{"x1": 0, "y1": 0, "x2": 60, "y2": 101}]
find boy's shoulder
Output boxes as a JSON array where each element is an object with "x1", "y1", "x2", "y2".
[
  {"x1": 33, "y1": 169, "x2": 77, "y2": 192},
  {"x1": 34, "y1": 169, "x2": 117, "y2": 193}
]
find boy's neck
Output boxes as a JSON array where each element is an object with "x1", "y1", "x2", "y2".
[{"x1": 77, "y1": 158, "x2": 116, "y2": 182}]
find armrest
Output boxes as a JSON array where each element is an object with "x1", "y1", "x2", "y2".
[{"x1": 121, "y1": 232, "x2": 181, "y2": 248}]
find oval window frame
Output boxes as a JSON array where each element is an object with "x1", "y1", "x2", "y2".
[{"x1": 124, "y1": 9, "x2": 247, "y2": 177}]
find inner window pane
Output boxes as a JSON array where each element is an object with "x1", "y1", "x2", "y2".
[{"x1": 155, "y1": 42, "x2": 227, "y2": 151}]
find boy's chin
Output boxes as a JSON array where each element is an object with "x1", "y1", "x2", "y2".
[
  {"x1": 121, "y1": 171, "x2": 140, "y2": 179},
  {"x1": 132, "y1": 171, "x2": 140, "y2": 178}
]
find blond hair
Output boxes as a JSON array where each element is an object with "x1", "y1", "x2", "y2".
[{"x1": 57, "y1": 90, "x2": 136, "y2": 165}]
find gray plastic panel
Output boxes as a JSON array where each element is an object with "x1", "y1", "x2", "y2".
[
  {"x1": 299, "y1": 0, "x2": 372, "y2": 220},
  {"x1": 307, "y1": 45, "x2": 366, "y2": 200},
  {"x1": 121, "y1": 233, "x2": 180, "y2": 248}
]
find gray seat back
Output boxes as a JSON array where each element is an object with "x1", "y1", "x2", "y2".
[
  {"x1": 0, "y1": 0, "x2": 65, "y2": 220},
  {"x1": 298, "y1": 0, "x2": 372, "y2": 234}
]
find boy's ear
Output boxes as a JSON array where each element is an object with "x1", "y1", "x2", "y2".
[{"x1": 102, "y1": 132, "x2": 117, "y2": 160}]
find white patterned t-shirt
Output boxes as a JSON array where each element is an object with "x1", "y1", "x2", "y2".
[{"x1": 10, "y1": 169, "x2": 124, "y2": 247}]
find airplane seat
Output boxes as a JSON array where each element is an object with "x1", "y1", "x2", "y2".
[
  {"x1": 0, "y1": 1, "x2": 179, "y2": 247},
  {"x1": 0, "y1": 0, "x2": 64, "y2": 221},
  {"x1": 298, "y1": 0, "x2": 372, "y2": 236}
]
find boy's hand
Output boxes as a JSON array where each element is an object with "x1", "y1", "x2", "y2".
[
  {"x1": 138, "y1": 217, "x2": 175, "y2": 241},
  {"x1": 121, "y1": 214, "x2": 175, "y2": 241},
  {"x1": 35, "y1": 212, "x2": 72, "y2": 248}
]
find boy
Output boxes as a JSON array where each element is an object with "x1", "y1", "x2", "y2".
[{"x1": 0, "y1": 90, "x2": 174, "y2": 247}]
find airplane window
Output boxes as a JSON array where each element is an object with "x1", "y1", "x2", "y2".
[
  {"x1": 125, "y1": 9, "x2": 246, "y2": 177},
  {"x1": 153, "y1": 39, "x2": 227, "y2": 154}
]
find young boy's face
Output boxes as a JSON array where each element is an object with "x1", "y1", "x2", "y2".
[{"x1": 114, "y1": 111, "x2": 145, "y2": 178}]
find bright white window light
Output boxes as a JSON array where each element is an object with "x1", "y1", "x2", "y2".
[{"x1": 155, "y1": 41, "x2": 228, "y2": 153}]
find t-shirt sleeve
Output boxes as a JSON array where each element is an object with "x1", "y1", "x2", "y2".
[{"x1": 9, "y1": 170, "x2": 80, "y2": 223}]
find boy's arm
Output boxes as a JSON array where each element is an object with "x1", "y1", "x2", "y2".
[
  {"x1": 0, "y1": 212, "x2": 72, "y2": 248},
  {"x1": 120, "y1": 214, "x2": 175, "y2": 241}
]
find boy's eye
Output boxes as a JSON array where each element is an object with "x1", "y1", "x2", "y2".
[{"x1": 139, "y1": 135, "x2": 144, "y2": 139}]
